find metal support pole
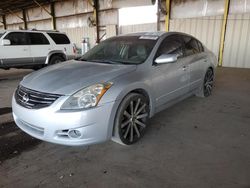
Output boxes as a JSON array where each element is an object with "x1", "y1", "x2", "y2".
[
  {"x1": 94, "y1": 0, "x2": 100, "y2": 43},
  {"x1": 165, "y1": 0, "x2": 171, "y2": 32},
  {"x1": 22, "y1": 9, "x2": 27, "y2": 29},
  {"x1": 2, "y1": 15, "x2": 7, "y2": 30},
  {"x1": 157, "y1": 0, "x2": 160, "y2": 31},
  {"x1": 50, "y1": 2, "x2": 56, "y2": 30},
  {"x1": 218, "y1": 0, "x2": 230, "y2": 67}
]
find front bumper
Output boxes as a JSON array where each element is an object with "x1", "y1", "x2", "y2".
[{"x1": 12, "y1": 95, "x2": 117, "y2": 146}]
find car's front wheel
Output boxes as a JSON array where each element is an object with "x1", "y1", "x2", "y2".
[{"x1": 112, "y1": 93, "x2": 150, "y2": 145}]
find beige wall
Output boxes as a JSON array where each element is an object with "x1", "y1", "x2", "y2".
[
  {"x1": 169, "y1": 16, "x2": 223, "y2": 60},
  {"x1": 223, "y1": 13, "x2": 250, "y2": 68}
]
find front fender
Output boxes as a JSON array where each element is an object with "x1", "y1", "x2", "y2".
[
  {"x1": 98, "y1": 68, "x2": 156, "y2": 139},
  {"x1": 104, "y1": 82, "x2": 155, "y2": 140},
  {"x1": 100, "y1": 70, "x2": 155, "y2": 118}
]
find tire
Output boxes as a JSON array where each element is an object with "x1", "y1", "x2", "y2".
[
  {"x1": 196, "y1": 68, "x2": 214, "y2": 97},
  {"x1": 33, "y1": 64, "x2": 45, "y2": 70},
  {"x1": 112, "y1": 93, "x2": 150, "y2": 145},
  {"x1": 32, "y1": 66, "x2": 42, "y2": 71},
  {"x1": 49, "y1": 55, "x2": 65, "y2": 65}
]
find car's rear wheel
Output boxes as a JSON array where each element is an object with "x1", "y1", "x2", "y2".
[
  {"x1": 32, "y1": 66, "x2": 42, "y2": 70},
  {"x1": 196, "y1": 68, "x2": 214, "y2": 97},
  {"x1": 49, "y1": 55, "x2": 65, "y2": 65},
  {"x1": 112, "y1": 93, "x2": 149, "y2": 145}
]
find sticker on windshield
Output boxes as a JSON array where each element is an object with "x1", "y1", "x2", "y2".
[{"x1": 139, "y1": 36, "x2": 158, "y2": 40}]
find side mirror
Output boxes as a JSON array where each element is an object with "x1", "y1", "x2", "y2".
[
  {"x1": 155, "y1": 54, "x2": 179, "y2": 64},
  {"x1": 1, "y1": 39, "x2": 11, "y2": 46}
]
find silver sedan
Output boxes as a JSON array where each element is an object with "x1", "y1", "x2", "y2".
[{"x1": 12, "y1": 32, "x2": 217, "y2": 146}]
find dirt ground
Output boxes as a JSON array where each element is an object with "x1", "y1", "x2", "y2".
[{"x1": 0, "y1": 67, "x2": 250, "y2": 188}]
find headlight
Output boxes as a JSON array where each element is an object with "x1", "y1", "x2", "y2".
[{"x1": 61, "y1": 82, "x2": 112, "y2": 110}]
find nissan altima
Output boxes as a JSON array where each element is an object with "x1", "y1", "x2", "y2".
[{"x1": 12, "y1": 32, "x2": 217, "y2": 146}]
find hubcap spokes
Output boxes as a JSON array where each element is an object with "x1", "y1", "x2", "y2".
[
  {"x1": 121, "y1": 98, "x2": 148, "y2": 142},
  {"x1": 204, "y1": 71, "x2": 214, "y2": 96}
]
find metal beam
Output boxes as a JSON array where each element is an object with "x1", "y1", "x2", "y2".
[
  {"x1": 218, "y1": 0, "x2": 230, "y2": 67},
  {"x1": 8, "y1": 9, "x2": 24, "y2": 21},
  {"x1": 93, "y1": 0, "x2": 100, "y2": 43},
  {"x1": 33, "y1": 0, "x2": 51, "y2": 16},
  {"x1": 157, "y1": 0, "x2": 160, "y2": 31},
  {"x1": 22, "y1": 9, "x2": 27, "y2": 29},
  {"x1": 33, "y1": 0, "x2": 56, "y2": 30},
  {"x1": 50, "y1": 2, "x2": 56, "y2": 30},
  {"x1": 2, "y1": 15, "x2": 7, "y2": 30},
  {"x1": 165, "y1": 0, "x2": 171, "y2": 32}
]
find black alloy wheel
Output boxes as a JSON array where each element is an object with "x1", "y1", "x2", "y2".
[
  {"x1": 115, "y1": 93, "x2": 149, "y2": 145},
  {"x1": 203, "y1": 69, "x2": 214, "y2": 97}
]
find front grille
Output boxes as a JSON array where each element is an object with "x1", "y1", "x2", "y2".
[{"x1": 15, "y1": 86, "x2": 62, "y2": 109}]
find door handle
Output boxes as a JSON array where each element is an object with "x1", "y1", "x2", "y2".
[{"x1": 23, "y1": 48, "x2": 28, "y2": 51}]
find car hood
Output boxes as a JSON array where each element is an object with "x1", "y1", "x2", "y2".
[{"x1": 21, "y1": 60, "x2": 137, "y2": 95}]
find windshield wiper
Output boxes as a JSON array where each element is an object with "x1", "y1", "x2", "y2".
[
  {"x1": 88, "y1": 59, "x2": 122, "y2": 64},
  {"x1": 77, "y1": 58, "x2": 131, "y2": 65}
]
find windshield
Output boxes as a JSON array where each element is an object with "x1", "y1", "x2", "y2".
[
  {"x1": 0, "y1": 32, "x2": 5, "y2": 39},
  {"x1": 80, "y1": 36, "x2": 158, "y2": 65}
]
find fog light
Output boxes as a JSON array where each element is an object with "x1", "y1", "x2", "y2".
[{"x1": 68, "y1": 130, "x2": 82, "y2": 138}]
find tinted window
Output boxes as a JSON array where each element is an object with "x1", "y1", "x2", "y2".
[
  {"x1": 28, "y1": 33, "x2": 49, "y2": 45},
  {"x1": 183, "y1": 36, "x2": 200, "y2": 56},
  {"x1": 0, "y1": 32, "x2": 5, "y2": 39},
  {"x1": 4, "y1": 32, "x2": 28, "y2": 45},
  {"x1": 156, "y1": 35, "x2": 184, "y2": 58},
  {"x1": 197, "y1": 41, "x2": 204, "y2": 52},
  {"x1": 47, "y1": 33, "x2": 70, "y2": 44}
]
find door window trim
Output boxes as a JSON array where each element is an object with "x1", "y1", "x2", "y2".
[{"x1": 153, "y1": 34, "x2": 185, "y2": 65}]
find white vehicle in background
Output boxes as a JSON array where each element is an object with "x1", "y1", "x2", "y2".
[{"x1": 0, "y1": 30, "x2": 76, "y2": 70}]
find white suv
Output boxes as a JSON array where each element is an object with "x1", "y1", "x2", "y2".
[{"x1": 0, "y1": 30, "x2": 76, "y2": 69}]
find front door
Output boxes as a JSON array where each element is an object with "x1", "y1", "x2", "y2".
[
  {"x1": 152, "y1": 35, "x2": 190, "y2": 109},
  {"x1": 1, "y1": 32, "x2": 32, "y2": 67}
]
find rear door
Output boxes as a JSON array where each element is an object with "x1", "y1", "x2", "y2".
[
  {"x1": 152, "y1": 35, "x2": 190, "y2": 108},
  {"x1": 46, "y1": 33, "x2": 73, "y2": 58},
  {"x1": 2, "y1": 32, "x2": 32, "y2": 66},
  {"x1": 27, "y1": 32, "x2": 51, "y2": 65},
  {"x1": 182, "y1": 36, "x2": 206, "y2": 91}
]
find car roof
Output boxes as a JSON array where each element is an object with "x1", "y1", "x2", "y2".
[
  {"x1": 0, "y1": 30, "x2": 63, "y2": 34},
  {"x1": 118, "y1": 31, "x2": 194, "y2": 38}
]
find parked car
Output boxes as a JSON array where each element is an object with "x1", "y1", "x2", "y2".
[
  {"x1": 0, "y1": 30, "x2": 76, "y2": 69},
  {"x1": 12, "y1": 32, "x2": 217, "y2": 146}
]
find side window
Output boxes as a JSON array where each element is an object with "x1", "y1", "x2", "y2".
[
  {"x1": 4, "y1": 32, "x2": 28, "y2": 45},
  {"x1": 47, "y1": 33, "x2": 70, "y2": 44},
  {"x1": 183, "y1": 36, "x2": 200, "y2": 56},
  {"x1": 156, "y1": 35, "x2": 184, "y2": 58},
  {"x1": 28, "y1": 33, "x2": 50, "y2": 45},
  {"x1": 197, "y1": 41, "x2": 204, "y2": 52}
]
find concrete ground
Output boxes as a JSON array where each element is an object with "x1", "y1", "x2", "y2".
[{"x1": 0, "y1": 67, "x2": 250, "y2": 188}]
